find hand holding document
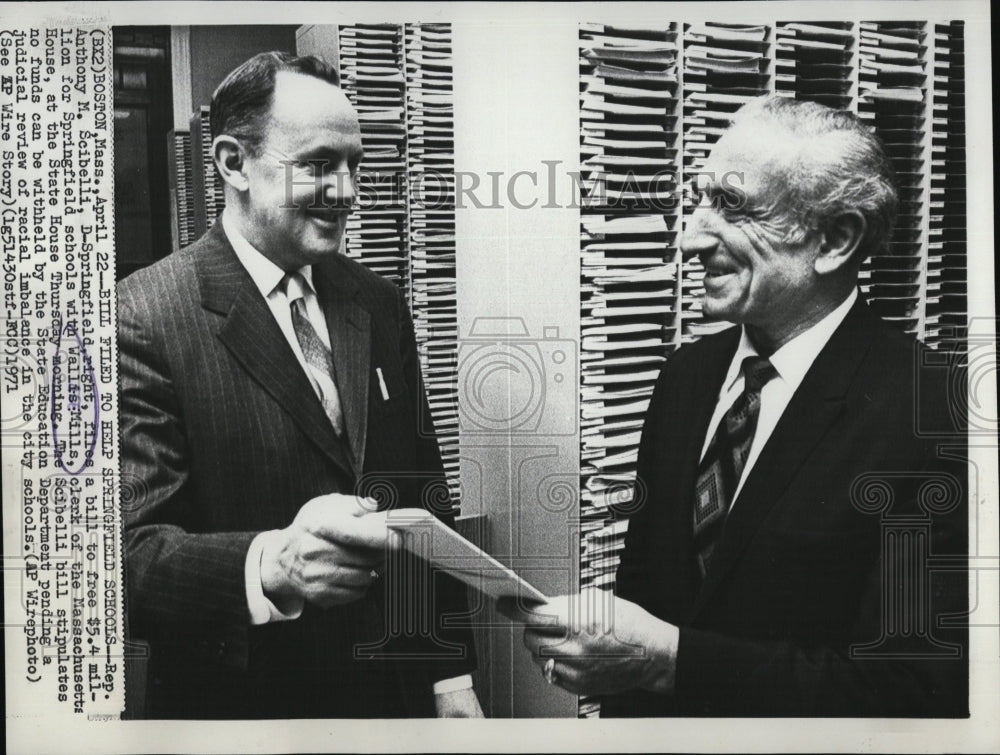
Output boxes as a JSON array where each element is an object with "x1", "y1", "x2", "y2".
[{"x1": 505, "y1": 589, "x2": 679, "y2": 696}]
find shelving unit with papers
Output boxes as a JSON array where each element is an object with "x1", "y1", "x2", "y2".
[
  {"x1": 403, "y1": 23, "x2": 462, "y2": 502},
  {"x1": 188, "y1": 105, "x2": 226, "y2": 237},
  {"x1": 167, "y1": 129, "x2": 197, "y2": 250},
  {"x1": 775, "y1": 22, "x2": 855, "y2": 109},
  {"x1": 578, "y1": 23, "x2": 681, "y2": 608},
  {"x1": 335, "y1": 23, "x2": 462, "y2": 512},
  {"x1": 338, "y1": 24, "x2": 411, "y2": 290},
  {"x1": 857, "y1": 21, "x2": 929, "y2": 337},
  {"x1": 927, "y1": 22, "x2": 967, "y2": 351}
]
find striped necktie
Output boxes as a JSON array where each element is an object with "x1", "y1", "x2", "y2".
[
  {"x1": 693, "y1": 355, "x2": 777, "y2": 578},
  {"x1": 284, "y1": 272, "x2": 345, "y2": 437}
]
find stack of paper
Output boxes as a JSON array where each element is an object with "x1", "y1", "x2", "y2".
[
  {"x1": 580, "y1": 28, "x2": 678, "y2": 216},
  {"x1": 405, "y1": 23, "x2": 462, "y2": 506},
  {"x1": 775, "y1": 22, "x2": 854, "y2": 110},
  {"x1": 334, "y1": 24, "x2": 462, "y2": 511},
  {"x1": 578, "y1": 22, "x2": 680, "y2": 631},
  {"x1": 339, "y1": 24, "x2": 410, "y2": 286},
  {"x1": 925, "y1": 21, "x2": 967, "y2": 351},
  {"x1": 857, "y1": 21, "x2": 928, "y2": 337},
  {"x1": 579, "y1": 518, "x2": 631, "y2": 587},
  {"x1": 681, "y1": 23, "x2": 770, "y2": 171},
  {"x1": 188, "y1": 107, "x2": 226, "y2": 236},
  {"x1": 167, "y1": 129, "x2": 196, "y2": 250}
]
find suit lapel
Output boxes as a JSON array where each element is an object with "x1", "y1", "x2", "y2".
[
  {"x1": 195, "y1": 222, "x2": 353, "y2": 478},
  {"x1": 688, "y1": 297, "x2": 875, "y2": 620},
  {"x1": 313, "y1": 258, "x2": 371, "y2": 478},
  {"x1": 668, "y1": 330, "x2": 742, "y2": 587}
]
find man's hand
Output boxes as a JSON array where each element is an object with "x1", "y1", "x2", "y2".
[
  {"x1": 515, "y1": 590, "x2": 679, "y2": 697},
  {"x1": 260, "y1": 494, "x2": 400, "y2": 610},
  {"x1": 434, "y1": 687, "x2": 484, "y2": 718}
]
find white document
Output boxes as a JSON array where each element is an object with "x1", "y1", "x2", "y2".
[{"x1": 385, "y1": 509, "x2": 549, "y2": 606}]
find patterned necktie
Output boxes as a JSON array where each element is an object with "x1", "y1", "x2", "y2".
[
  {"x1": 693, "y1": 355, "x2": 777, "y2": 578},
  {"x1": 284, "y1": 273, "x2": 345, "y2": 437}
]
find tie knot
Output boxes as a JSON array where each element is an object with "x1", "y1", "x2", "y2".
[
  {"x1": 282, "y1": 271, "x2": 306, "y2": 304},
  {"x1": 740, "y1": 355, "x2": 777, "y2": 393}
]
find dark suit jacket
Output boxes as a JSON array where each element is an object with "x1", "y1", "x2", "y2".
[
  {"x1": 603, "y1": 298, "x2": 968, "y2": 717},
  {"x1": 118, "y1": 222, "x2": 475, "y2": 719}
]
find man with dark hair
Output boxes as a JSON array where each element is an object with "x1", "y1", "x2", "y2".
[
  {"x1": 119, "y1": 51, "x2": 482, "y2": 718},
  {"x1": 516, "y1": 95, "x2": 968, "y2": 716}
]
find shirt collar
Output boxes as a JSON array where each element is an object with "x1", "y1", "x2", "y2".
[
  {"x1": 221, "y1": 209, "x2": 315, "y2": 298},
  {"x1": 723, "y1": 288, "x2": 858, "y2": 394}
]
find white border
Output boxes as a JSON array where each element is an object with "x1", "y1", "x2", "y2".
[{"x1": 2, "y1": 2, "x2": 995, "y2": 753}]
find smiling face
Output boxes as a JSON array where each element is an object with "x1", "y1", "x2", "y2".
[
  {"x1": 237, "y1": 71, "x2": 363, "y2": 270},
  {"x1": 680, "y1": 122, "x2": 829, "y2": 348}
]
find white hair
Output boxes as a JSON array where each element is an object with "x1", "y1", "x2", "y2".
[{"x1": 728, "y1": 96, "x2": 899, "y2": 260}]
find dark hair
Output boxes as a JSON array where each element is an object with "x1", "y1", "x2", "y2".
[
  {"x1": 729, "y1": 96, "x2": 899, "y2": 260},
  {"x1": 209, "y1": 51, "x2": 341, "y2": 156}
]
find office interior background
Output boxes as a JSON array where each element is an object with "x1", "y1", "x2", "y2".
[{"x1": 112, "y1": 19, "x2": 968, "y2": 718}]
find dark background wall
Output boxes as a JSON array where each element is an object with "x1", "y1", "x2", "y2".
[
  {"x1": 113, "y1": 25, "x2": 298, "y2": 279},
  {"x1": 188, "y1": 25, "x2": 298, "y2": 109}
]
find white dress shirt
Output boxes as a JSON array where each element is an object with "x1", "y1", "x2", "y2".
[
  {"x1": 699, "y1": 289, "x2": 858, "y2": 507},
  {"x1": 222, "y1": 212, "x2": 471, "y2": 694}
]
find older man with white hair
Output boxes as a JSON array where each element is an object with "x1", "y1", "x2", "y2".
[{"x1": 516, "y1": 96, "x2": 968, "y2": 717}]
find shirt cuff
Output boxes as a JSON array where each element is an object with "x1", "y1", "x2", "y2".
[
  {"x1": 245, "y1": 530, "x2": 304, "y2": 625},
  {"x1": 432, "y1": 674, "x2": 474, "y2": 695}
]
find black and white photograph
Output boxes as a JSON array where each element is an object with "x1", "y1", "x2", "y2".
[{"x1": 2, "y1": 1, "x2": 996, "y2": 752}]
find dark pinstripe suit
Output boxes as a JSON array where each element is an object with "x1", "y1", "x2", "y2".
[{"x1": 119, "y1": 222, "x2": 475, "y2": 718}]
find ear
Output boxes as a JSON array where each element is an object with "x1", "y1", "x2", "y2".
[
  {"x1": 213, "y1": 135, "x2": 250, "y2": 192},
  {"x1": 814, "y1": 210, "x2": 866, "y2": 275}
]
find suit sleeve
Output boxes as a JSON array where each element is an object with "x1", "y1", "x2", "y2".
[
  {"x1": 394, "y1": 289, "x2": 478, "y2": 682},
  {"x1": 603, "y1": 349, "x2": 691, "y2": 718},
  {"x1": 119, "y1": 291, "x2": 257, "y2": 669},
  {"x1": 613, "y1": 355, "x2": 673, "y2": 614}
]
